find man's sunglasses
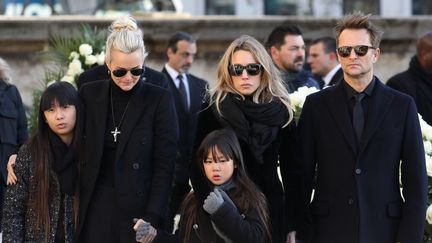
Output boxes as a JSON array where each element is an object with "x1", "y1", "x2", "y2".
[
  {"x1": 112, "y1": 68, "x2": 144, "y2": 77},
  {"x1": 228, "y1": 64, "x2": 262, "y2": 76},
  {"x1": 337, "y1": 45, "x2": 376, "y2": 58}
]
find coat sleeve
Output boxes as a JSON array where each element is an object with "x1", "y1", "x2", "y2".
[
  {"x1": 144, "y1": 90, "x2": 179, "y2": 227},
  {"x1": 279, "y1": 119, "x2": 303, "y2": 234},
  {"x1": 11, "y1": 85, "x2": 28, "y2": 146},
  {"x1": 210, "y1": 201, "x2": 267, "y2": 243},
  {"x1": 397, "y1": 98, "x2": 428, "y2": 243},
  {"x1": 2, "y1": 145, "x2": 30, "y2": 242},
  {"x1": 295, "y1": 96, "x2": 317, "y2": 241},
  {"x1": 190, "y1": 105, "x2": 221, "y2": 203}
]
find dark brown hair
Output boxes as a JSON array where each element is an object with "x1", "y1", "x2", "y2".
[{"x1": 334, "y1": 12, "x2": 383, "y2": 48}]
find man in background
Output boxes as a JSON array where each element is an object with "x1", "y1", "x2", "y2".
[
  {"x1": 161, "y1": 31, "x2": 207, "y2": 232},
  {"x1": 265, "y1": 25, "x2": 319, "y2": 93},
  {"x1": 308, "y1": 36, "x2": 343, "y2": 89},
  {"x1": 387, "y1": 31, "x2": 432, "y2": 125}
]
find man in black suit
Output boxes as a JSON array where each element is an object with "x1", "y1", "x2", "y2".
[
  {"x1": 308, "y1": 36, "x2": 343, "y2": 89},
  {"x1": 161, "y1": 31, "x2": 207, "y2": 232},
  {"x1": 387, "y1": 31, "x2": 432, "y2": 125},
  {"x1": 297, "y1": 13, "x2": 427, "y2": 243},
  {"x1": 76, "y1": 64, "x2": 169, "y2": 89}
]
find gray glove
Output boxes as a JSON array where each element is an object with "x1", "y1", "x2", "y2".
[
  {"x1": 203, "y1": 188, "x2": 224, "y2": 214},
  {"x1": 133, "y1": 218, "x2": 151, "y2": 241},
  {"x1": 218, "y1": 189, "x2": 236, "y2": 209}
]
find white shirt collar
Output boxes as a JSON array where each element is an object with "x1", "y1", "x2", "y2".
[{"x1": 323, "y1": 64, "x2": 341, "y2": 87}]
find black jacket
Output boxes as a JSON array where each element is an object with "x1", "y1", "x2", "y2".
[
  {"x1": 154, "y1": 192, "x2": 268, "y2": 243},
  {"x1": 77, "y1": 79, "x2": 178, "y2": 242},
  {"x1": 161, "y1": 68, "x2": 207, "y2": 183},
  {"x1": 387, "y1": 56, "x2": 432, "y2": 125},
  {"x1": 0, "y1": 81, "x2": 28, "y2": 183}
]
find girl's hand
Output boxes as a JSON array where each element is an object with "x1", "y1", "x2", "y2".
[
  {"x1": 7, "y1": 154, "x2": 17, "y2": 185},
  {"x1": 203, "y1": 189, "x2": 224, "y2": 214}
]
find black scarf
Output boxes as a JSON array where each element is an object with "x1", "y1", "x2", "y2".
[
  {"x1": 215, "y1": 93, "x2": 289, "y2": 164},
  {"x1": 49, "y1": 130, "x2": 77, "y2": 195}
]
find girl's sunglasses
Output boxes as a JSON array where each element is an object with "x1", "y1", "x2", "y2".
[
  {"x1": 228, "y1": 63, "x2": 262, "y2": 76},
  {"x1": 336, "y1": 45, "x2": 376, "y2": 58},
  {"x1": 112, "y1": 68, "x2": 144, "y2": 77}
]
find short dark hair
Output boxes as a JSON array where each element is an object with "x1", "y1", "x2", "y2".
[
  {"x1": 166, "y1": 31, "x2": 196, "y2": 53},
  {"x1": 265, "y1": 25, "x2": 303, "y2": 50},
  {"x1": 310, "y1": 36, "x2": 337, "y2": 54},
  {"x1": 334, "y1": 12, "x2": 383, "y2": 48}
]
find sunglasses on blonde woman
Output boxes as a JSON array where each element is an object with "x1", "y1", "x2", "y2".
[
  {"x1": 228, "y1": 64, "x2": 262, "y2": 76},
  {"x1": 336, "y1": 45, "x2": 376, "y2": 58},
  {"x1": 112, "y1": 68, "x2": 144, "y2": 77}
]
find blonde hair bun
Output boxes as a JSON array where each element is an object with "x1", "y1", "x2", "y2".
[{"x1": 109, "y1": 15, "x2": 138, "y2": 33}]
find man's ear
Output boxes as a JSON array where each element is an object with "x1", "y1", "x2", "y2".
[{"x1": 270, "y1": 46, "x2": 279, "y2": 59}]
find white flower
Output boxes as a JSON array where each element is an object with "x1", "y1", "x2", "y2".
[
  {"x1": 67, "y1": 59, "x2": 83, "y2": 76},
  {"x1": 96, "y1": 52, "x2": 105, "y2": 65},
  {"x1": 61, "y1": 75, "x2": 75, "y2": 84},
  {"x1": 85, "y1": 55, "x2": 97, "y2": 66},
  {"x1": 79, "y1": 43, "x2": 93, "y2": 56},
  {"x1": 425, "y1": 155, "x2": 432, "y2": 177},
  {"x1": 290, "y1": 86, "x2": 319, "y2": 109},
  {"x1": 419, "y1": 114, "x2": 432, "y2": 141},
  {"x1": 425, "y1": 140, "x2": 432, "y2": 155},
  {"x1": 427, "y1": 204, "x2": 432, "y2": 224},
  {"x1": 69, "y1": 51, "x2": 79, "y2": 60}
]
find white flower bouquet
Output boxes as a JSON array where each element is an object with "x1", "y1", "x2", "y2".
[{"x1": 289, "y1": 86, "x2": 319, "y2": 122}]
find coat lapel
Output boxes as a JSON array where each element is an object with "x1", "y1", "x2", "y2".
[
  {"x1": 358, "y1": 80, "x2": 393, "y2": 155},
  {"x1": 325, "y1": 83, "x2": 357, "y2": 154},
  {"x1": 115, "y1": 80, "x2": 147, "y2": 163}
]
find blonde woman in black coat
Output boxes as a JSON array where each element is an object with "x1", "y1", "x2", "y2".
[{"x1": 190, "y1": 35, "x2": 301, "y2": 243}]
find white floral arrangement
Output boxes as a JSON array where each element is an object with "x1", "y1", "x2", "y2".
[
  {"x1": 59, "y1": 43, "x2": 105, "y2": 85},
  {"x1": 419, "y1": 114, "x2": 432, "y2": 227},
  {"x1": 289, "y1": 86, "x2": 319, "y2": 121}
]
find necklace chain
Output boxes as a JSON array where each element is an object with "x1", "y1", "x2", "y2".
[{"x1": 110, "y1": 87, "x2": 131, "y2": 142}]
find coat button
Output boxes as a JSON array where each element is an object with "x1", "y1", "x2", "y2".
[
  {"x1": 348, "y1": 199, "x2": 354, "y2": 205},
  {"x1": 136, "y1": 191, "x2": 144, "y2": 196},
  {"x1": 132, "y1": 163, "x2": 140, "y2": 170},
  {"x1": 141, "y1": 138, "x2": 148, "y2": 144},
  {"x1": 355, "y1": 168, "x2": 361, "y2": 174}
]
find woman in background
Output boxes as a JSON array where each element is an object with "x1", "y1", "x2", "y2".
[
  {"x1": 2, "y1": 81, "x2": 82, "y2": 243},
  {"x1": 0, "y1": 57, "x2": 28, "y2": 228}
]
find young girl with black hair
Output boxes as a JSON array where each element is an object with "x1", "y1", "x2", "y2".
[
  {"x1": 2, "y1": 81, "x2": 83, "y2": 243},
  {"x1": 133, "y1": 129, "x2": 271, "y2": 243}
]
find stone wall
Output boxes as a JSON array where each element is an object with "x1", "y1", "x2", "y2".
[{"x1": 0, "y1": 15, "x2": 431, "y2": 109}]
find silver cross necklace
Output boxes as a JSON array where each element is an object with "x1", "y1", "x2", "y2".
[{"x1": 110, "y1": 87, "x2": 131, "y2": 142}]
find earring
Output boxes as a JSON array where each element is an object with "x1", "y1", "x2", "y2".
[{"x1": 107, "y1": 70, "x2": 111, "y2": 75}]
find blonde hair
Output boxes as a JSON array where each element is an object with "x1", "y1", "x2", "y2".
[
  {"x1": 105, "y1": 15, "x2": 148, "y2": 64},
  {"x1": 0, "y1": 57, "x2": 12, "y2": 84},
  {"x1": 209, "y1": 35, "x2": 293, "y2": 126}
]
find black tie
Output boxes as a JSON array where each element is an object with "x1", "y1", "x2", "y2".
[
  {"x1": 177, "y1": 74, "x2": 188, "y2": 111},
  {"x1": 353, "y1": 93, "x2": 365, "y2": 143}
]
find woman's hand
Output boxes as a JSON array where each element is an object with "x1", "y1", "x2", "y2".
[
  {"x1": 133, "y1": 218, "x2": 157, "y2": 243},
  {"x1": 7, "y1": 154, "x2": 17, "y2": 185}
]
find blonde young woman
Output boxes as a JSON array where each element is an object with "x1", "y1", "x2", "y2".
[
  {"x1": 76, "y1": 15, "x2": 178, "y2": 243},
  {"x1": 190, "y1": 35, "x2": 302, "y2": 243}
]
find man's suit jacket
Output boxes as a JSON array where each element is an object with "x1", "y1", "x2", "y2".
[
  {"x1": 77, "y1": 79, "x2": 178, "y2": 241},
  {"x1": 161, "y1": 68, "x2": 206, "y2": 183},
  {"x1": 298, "y1": 79, "x2": 427, "y2": 243},
  {"x1": 76, "y1": 64, "x2": 169, "y2": 89},
  {"x1": 328, "y1": 67, "x2": 344, "y2": 87}
]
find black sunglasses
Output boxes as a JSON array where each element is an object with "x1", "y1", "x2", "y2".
[
  {"x1": 112, "y1": 68, "x2": 144, "y2": 77},
  {"x1": 228, "y1": 64, "x2": 262, "y2": 76},
  {"x1": 337, "y1": 45, "x2": 376, "y2": 58}
]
